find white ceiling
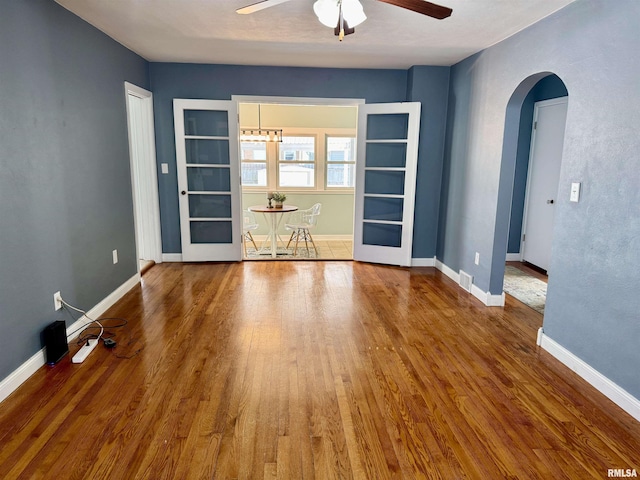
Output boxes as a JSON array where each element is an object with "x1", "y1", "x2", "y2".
[{"x1": 55, "y1": 0, "x2": 576, "y2": 69}]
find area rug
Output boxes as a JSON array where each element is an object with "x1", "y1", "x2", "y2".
[
  {"x1": 503, "y1": 265, "x2": 547, "y2": 314},
  {"x1": 244, "y1": 246, "x2": 319, "y2": 260}
]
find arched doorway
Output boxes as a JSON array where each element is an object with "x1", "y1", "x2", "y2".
[{"x1": 490, "y1": 72, "x2": 569, "y2": 313}]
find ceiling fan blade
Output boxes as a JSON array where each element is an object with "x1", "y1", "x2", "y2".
[
  {"x1": 236, "y1": 0, "x2": 293, "y2": 15},
  {"x1": 376, "y1": 0, "x2": 452, "y2": 19}
]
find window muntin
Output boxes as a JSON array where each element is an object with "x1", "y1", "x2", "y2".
[{"x1": 326, "y1": 136, "x2": 356, "y2": 188}]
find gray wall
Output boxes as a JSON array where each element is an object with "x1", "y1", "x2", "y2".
[
  {"x1": 0, "y1": 1, "x2": 148, "y2": 380},
  {"x1": 439, "y1": 0, "x2": 640, "y2": 398},
  {"x1": 148, "y1": 63, "x2": 450, "y2": 259}
]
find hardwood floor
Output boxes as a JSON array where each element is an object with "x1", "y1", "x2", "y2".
[{"x1": 1, "y1": 262, "x2": 638, "y2": 478}]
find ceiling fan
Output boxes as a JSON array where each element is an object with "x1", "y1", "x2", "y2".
[{"x1": 237, "y1": 0, "x2": 453, "y2": 40}]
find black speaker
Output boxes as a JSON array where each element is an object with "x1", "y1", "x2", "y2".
[{"x1": 44, "y1": 321, "x2": 69, "y2": 365}]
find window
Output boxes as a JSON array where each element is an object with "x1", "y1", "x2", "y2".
[
  {"x1": 326, "y1": 136, "x2": 356, "y2": 188},
  {"x1": 240, "y1": 142, "x2": 267, "y2": 187},
  {"x1": 239, "y1": 130, "x2": 355, "y2": 191},
  {"x1": 278, "y1": 136, "x2": 316, "y2": 188}
]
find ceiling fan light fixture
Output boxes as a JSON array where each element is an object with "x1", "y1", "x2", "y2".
[
  {"x1": 313, "y1": 0, "x2": 366, "y2": 29},
  {"x1": 341, "y1": 0, "x2": 366, "y2": 27}
]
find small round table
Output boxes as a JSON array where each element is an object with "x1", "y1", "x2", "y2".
[{"x1": 248, "y1": 205, "x2": 298, "y2": 258}]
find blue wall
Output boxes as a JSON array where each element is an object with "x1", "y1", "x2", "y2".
[
  {"x1": 439, "y1": 0, "x2": 640, "y2": 398},
  {"x1": 149, "y1": 63, "x2": 450, "y2": 258},
  {"x1": 507, "y1": 75, "x2": 568, "y2": 254},
  {"x1": 0, "y1": 1, "x2": 148, "y2": 381}
]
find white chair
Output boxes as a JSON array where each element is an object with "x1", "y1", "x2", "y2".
[
  {"x1": 242, "y1": 210, "x2": 259, "y2": 256},
  {"x1": 285, "y1": 203, "x2": 321, "y2": 256}
]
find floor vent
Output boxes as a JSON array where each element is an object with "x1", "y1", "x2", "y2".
[{"x1": 459, "y1": 270, "x2": 473, "y2": 292}]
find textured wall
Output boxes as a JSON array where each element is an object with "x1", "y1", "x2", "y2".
[
  {"x1": 439, "y1": 0, "x2": 640, "y2": 397},
  {"x1": 0, "y1": 1, "x2": 148, "y2": 380},
  {"x1": 149, "y1": 63, "x2": 450, "y2": 258}
]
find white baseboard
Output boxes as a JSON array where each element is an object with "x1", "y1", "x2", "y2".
[
  {"x1": 0, "y1": 350, "x2": 47, "y2": 405},
  {"x1": 435, "y1": 259, "x2": 459, "y2": 283},
  {"x1": 538, "y1": 330, "x2": 640, "y2": 423},
  {"x1": 411, "y1": 257, "x2": 436, "y2": 267},
  {"x1": 471, "y1": 284, "x2": 506, "y2": 307},
  {"x1": 0, "y1": 273, "x2": 141, "y2": 405},
  {"x1": 65, "y1": 273, "x2": 141, "y2": 341},
  {"x1": 162, "y1": 253, "x2": 183, "y2": 262},
  {"x1": 506, "y1": 253, "x2": 521, "y2": 261},
  {"x1": 435, "y1": 259, "x2": 505, "y2": 307}
]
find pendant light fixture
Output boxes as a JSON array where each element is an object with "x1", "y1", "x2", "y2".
[{"x1": 240, "y1": 104, "x2": 283, "y2": 143}]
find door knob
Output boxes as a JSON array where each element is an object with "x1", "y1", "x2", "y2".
[
  {"x1": 181, "y1": 190, "x2": 186, "y2": 195},
  {"x1": 547, "y1": 199, "x2": 554, "y2": 204}
]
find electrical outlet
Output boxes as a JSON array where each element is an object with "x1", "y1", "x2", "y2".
[
  {"x1": 112, "y1": 249, "x2": 118, "y2": 264},
  {"x1": 474, "y1": 252, "x2": 480, "y2": 265},
  {"x1": 54, "y1": 291, "x2": 62, "y2": 311}
]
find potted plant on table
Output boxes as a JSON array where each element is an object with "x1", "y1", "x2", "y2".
[{"x1": 272, "y1": 192, "x2": 286, "y2": 208}]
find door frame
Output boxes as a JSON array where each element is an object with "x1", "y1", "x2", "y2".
[
  {"x1": 520, "y1": 96, "x2": 568, "y2": 268},
  {"x1": 124, "y1": 82, "x2": 163, "y2": 267},
  {"x1": 232, "y1": 95, "x2": 365, "y2": 259}
]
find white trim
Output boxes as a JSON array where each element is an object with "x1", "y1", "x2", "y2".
[
  {"x1": 0, "y1": 273, "x2": 140, "y2": 405},
  {"x1": 0, "y1": 350, "x2": 46, "y2": 405},
  {"x1": 162, "y1": 253, "x2": 184, "y2": 262},
  {"x1": 436, "y1": 259, "x2": 505, "y2": 307},
  {"x1": 65, "y1": 273, "x2": 141, "y2": 341},
  {"x1": 411, "y1": 257, "x2": 436, "y2": 267},
  {"x1": 471, "y1": 284, "x2": 506, "y2": 307},
  {"x1": 232, "y1": 95, "x2": 365, "y2": 107},
  {"x1": 506, "y1": 253, "x2": 521, "y2": 261},
  {"x1": 538, "y1": 331, "x2": 640, "y2": 423},
  {"x1": 436, "y1": 259, "x2": 459, "y2": 283},
  {"x1": 124, "y1": 82, "x2": 163, "y2": 265}
]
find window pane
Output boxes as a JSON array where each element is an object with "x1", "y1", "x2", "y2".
[
  {"x1": 366, "y1": 113, "x2": 409, "y2": 140},
  {"x1": 241, "y1": 162, "x2": 267, "y2": 186},
  {"x1": 279, "y1": 163, "x2": 315, "y2": 187},
  {"x1": 327, "y1": 137, "x2": 356, "y2": 162},
  {"x1": 327, "y1": 163, "x2": 355, "y2": 188},
  {"x1": 241, "y1": 142, "x2": 267, "y2": 161},
  {"x1": 184, "y1": 110, "x2": 228, "y2": 137},
  {"x1": 279, "y1": 136, "x2": 315, "y2": 161}
]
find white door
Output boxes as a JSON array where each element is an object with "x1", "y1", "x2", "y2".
[
  {"x1": 174, "y1": 99, "x2": 242, "y2": 262},
  {"x1": 125, "y1": 82, "x2": 163, "y2": 265},
  {"x1": 353, "y1": 102, "x2": 421, "y2": 267},
  {"x1": 521, "y1": 97, "x2": 568, "y2": 271}
]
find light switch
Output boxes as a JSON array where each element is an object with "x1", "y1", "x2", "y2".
[
  {"x1": 570, "y1": 182, "x2": 581, "y2": 202},
  {"x1": 161, "y1": 163, "x2": 169, "y2": 174}
]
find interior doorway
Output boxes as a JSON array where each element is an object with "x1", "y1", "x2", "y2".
[
  {"x1": 235, "y1": 98, "x2": 361, "y2": 260},
  {"x1": 491, "y1": 73, "x2": 568, "y2": 314}
]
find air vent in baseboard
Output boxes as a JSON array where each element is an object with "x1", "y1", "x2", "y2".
[{"x1": 459, "y1": 270, "x2": 473, "y2": 292}]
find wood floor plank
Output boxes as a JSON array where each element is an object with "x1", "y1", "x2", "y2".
[{"x1": 1, "y1": 262, "x2": 639, "y2": 478}]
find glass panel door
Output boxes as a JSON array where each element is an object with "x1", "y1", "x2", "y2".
[
  {"x1": 174, "y1": 99, "x2": 241, "y2": 261},
  {"x1": 353, "y1": 103, "x2": 421, "y2": 266}
]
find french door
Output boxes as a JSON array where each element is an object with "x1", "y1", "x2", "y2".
[
  {"x1": 353, "y1": 102, "x2": 421, "y2": 267},
  {"x1": 174, "y1": 99, "x2": 242, "y2": 262}
]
